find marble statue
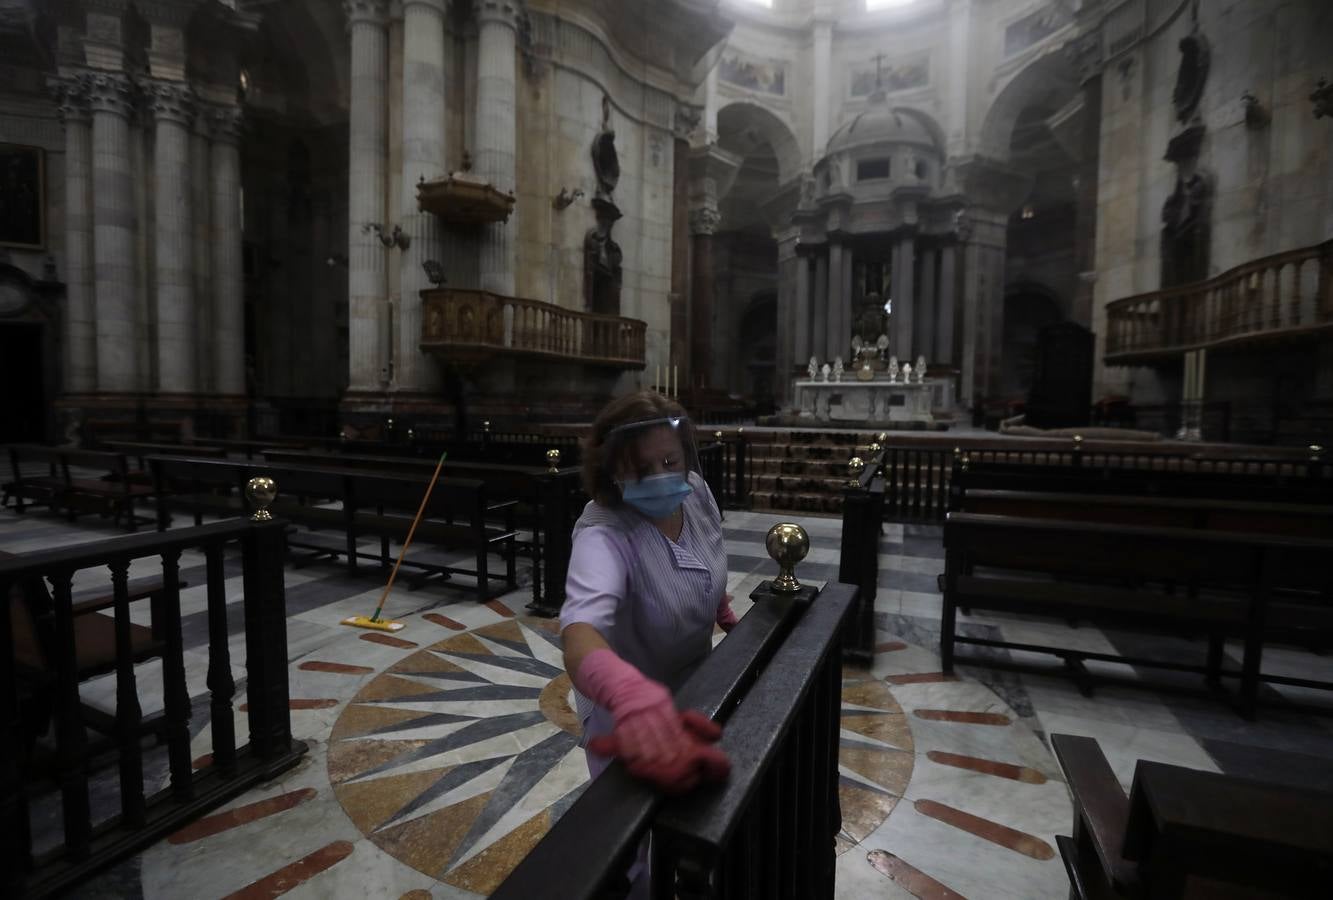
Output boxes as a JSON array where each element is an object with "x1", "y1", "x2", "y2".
[
  {"x1": 821, "y1": 362, "x2": 831, "y2": 382},
  {"x1": 888, "y1": 356, "x2": 899, "y2": 383},
  {"x1": 916, "y1": 355, "x2": 927, "y2": 382},
  {"x1": 833, "y1": 356, "x2": 844, "y2": 382},
  {"x1": 902, "y1": 363, "x2": 912, "y2": 382},
  {"x1": 808, "y1": 356, "x2": 819, "y2": 380}
]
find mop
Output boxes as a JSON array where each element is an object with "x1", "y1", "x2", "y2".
[{"x1": 341, "y1": 451, "x2": 447, "y2": 633}]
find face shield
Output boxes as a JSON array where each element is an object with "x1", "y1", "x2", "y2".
[{"x1": 603, "y1": 415, "x2": 701, "y2": 519}]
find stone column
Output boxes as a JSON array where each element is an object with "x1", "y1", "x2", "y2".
[
  {"x1": 689, "y1": 206, "x2": 720, "y2": 389},
  {"x1": 88, "y1": 73, "x2": 137, "y2": 393},
  {"x1": 793, "y1": 252, "x2": 811, "y2": 364},
  {"x1": 345, "y1": 0, "x2": 390, "y2": 391},
  {"x1": 812, "y1": 251, "x2": 828, "y2": 362},
  {"x1": 191, "y1": 112, "x2": 212, "y2": 392},
  {"x1": 958, "y1": 210, "x2": 1008, "y2": 407},
  {"x1": 148, "y1": 81, "x2": 196, "y2": 393},
  {"x1": 474, "y1": 0, "x2": 520, "y2": 296},
  {"x1": 892, "y1": 234, "x2": 915, "y2": 361},
  {"x1": 812, "y1": 19, "x2": 833, "y2": 158},
  {"x1": 917, "y1": 246, "x2": 937, "y2": 364},
  {"x1": 937, "y1": 244, "x2": 958, "y2": 364},
  {"x1": 827, "y1": 243, "x2": 844, "y2": 361},
  {"x1": 52, "y1": 75, "x2": 95, "y2": 394},
  {"x1": 945, "y1": 0, "x2": 972, "y2": 156},
  {"x1": 397, "y1": 0, "x2": 449, "y2": 392},
  {"x1": 210, "y1": 106, "x2": 245, "y2": 396}
]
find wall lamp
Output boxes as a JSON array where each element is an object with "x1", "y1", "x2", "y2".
[{"x1": 364, "y1": 222, "x2": 410, "y2": 250}]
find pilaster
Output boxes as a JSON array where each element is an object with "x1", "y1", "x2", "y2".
[
  {"x1": 209, "y1": 104, "x2": 246, "y2": 396},
  {"x1": 474, "y1": 0, "x2": 520, "y2": 298},
  {"x1": 50, "y1": 74, "x2": 97, "y2": 394},
  {"x1": 88, "y1": 71, "x2": 138, "y2": 393},
  {"x1": 148, "y1": 80, "x2": 197, "y2": 393}
]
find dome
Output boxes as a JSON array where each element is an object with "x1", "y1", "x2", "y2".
[{"x1": 825, "y1": 105, "x2": 940, "y2": 157}]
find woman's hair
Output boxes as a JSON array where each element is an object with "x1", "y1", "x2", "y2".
[{"x1": 581, "y1": 390, "x2": 693, "y2": 507}]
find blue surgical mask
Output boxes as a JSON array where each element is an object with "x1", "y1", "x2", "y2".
[{"x1": 620, "y1": 472, "x2": 693, "y2": 519}]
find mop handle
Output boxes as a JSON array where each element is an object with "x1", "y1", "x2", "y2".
[{"x1": 370, "y1": 451, "x2": 447, "y2": 620}]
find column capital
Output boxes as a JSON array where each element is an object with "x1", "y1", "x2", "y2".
[
  {"x1": 402, "y1": 0, "x2": 450, "y2": 15},
  {"x1": 688, "y1": 206, "x2": 722, "y2": 236},
  {"x1": 472, "y1": 0, "x2": 521, "y2": 29},
  {"x1": 48, "y1": 73, "x2": 94, "y2": 125},
  {"x1": 207, "y1": 104, "x2": 245, "y2": 144},
  {"x1": 86, "y1": 71, "x2": 135, "y2": 118},
  {"x1": 344, "y1": 0, "x2": 390, "y2": 27},
  {"x1": 146, "y1": 80, "x2": 196, "y2": 126}
]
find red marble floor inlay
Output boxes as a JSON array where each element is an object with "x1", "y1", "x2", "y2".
[
  {"x1": 239, "y1": 699, "x2": 339, "y2": 712},
  {"x1": 484, "y1": 599, "x2": 515, "y2": 618},
  {"x1": 220, "y1": 839, "x2": 354, "y2": 899},
  {"x1": 192, "y1": 753, "x2": 213, "y2": 770},
  {"x1": 867, "y1": 850, "x2": 969, "y2": 900},
  {"x1": 913, "y1": 799, "x2": 1056, "y2": 860},
  {"x1": 875, "y1": 641, "x2": 908, "y2": 653},
  {"x1": 423, "y1": 613, "x2": 466, "y2": 630},
  {"x1": 913, "y1": 709, "x2": 1012, "y2": 726},
  {"x1": 299, "y1": 661, "x2": 374, "y2": 675},
  {"x1": 926, "y1": 750, "x2": 1049, "y2": 784},
  {"x1": 885, "y1": 672, "x2": 958, "y2": 685},
  {"x1": 168, "y1": 788, "x2": 318, "y2": 845},
  {"x1": 360, "y1": 633, "x2": 418, "y2": 649}
]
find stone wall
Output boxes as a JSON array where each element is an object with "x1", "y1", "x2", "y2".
[{"x1": 1092, "y1": 0, "x2": 1333, "y2": 401}]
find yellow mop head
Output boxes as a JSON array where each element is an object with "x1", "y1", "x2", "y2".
[{"x1": 341, "y1": 615, "x2": 406, "y2": 632}]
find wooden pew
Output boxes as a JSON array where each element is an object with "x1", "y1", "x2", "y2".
[
  {"x1": 1053, "y1": 733, "x2": 1333, "y2": 899},
  {"x1": 149, "y1": 456, "x2": 519, "y2": 601},
  {"x1": 942, "y1": 512, "x2": 1333, "y2": 716},
  {"x1": 6, "y1": 446, "x2": 156, "y2": 530},
  {"x1": 955, "y1": 489, "x2": 1333, "y2": 539}
]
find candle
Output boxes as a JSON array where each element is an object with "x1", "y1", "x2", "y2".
[
  {"x1": 673, "y1": 365, "x2": 678, "y2": 398},
  {"x1": 655, "y1": 364, "x2": 661, "y2": 393}
]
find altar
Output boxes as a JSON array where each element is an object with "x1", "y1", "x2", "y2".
[{"x1": 794, "y1": 376, "x2": 949, "y2": 424}]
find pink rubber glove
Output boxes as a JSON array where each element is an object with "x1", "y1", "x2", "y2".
[
  {"x1": 576, "y1": 649, "x2": 730, "y2": 793},
  {"x1": 716, "y1": 593, "x2": 738, "y2": 633}
]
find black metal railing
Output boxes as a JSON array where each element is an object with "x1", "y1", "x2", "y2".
[
  {"x1": 839, "y1": 468, "x2": 884, "y2": 664},
  {"x1": 492, "y1": 581, "x2": 857, "y2": 900},
  {"x1": 1, "y1": 517, "x2": 305, "y2": 899}
]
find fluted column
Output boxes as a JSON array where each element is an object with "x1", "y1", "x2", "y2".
[
  {"x1": 148, "y1": 81, "x2": 196, "y2": 393},
  {"x1": 474, "y1": 0, "x2": 520, "y2": 296},
  {"x1": 827, "y1": 243, "x2": 845, "y2": 361},
  {"x1": 937, "y1": 244, "x2": 958, "y2": 364},
  {"x1": 917, "y1": 247, "x2": 937, "y2": 363},
  {"x1": 812, "y1": 251, "x2": 828, "y2": 362},
  {"x1": 191, "y1": 112, "x2": 213, "y2": 391},
  {"x1": 892, "y1": 235, "x2": 916, "y2": 361},
  {"x1": 345, "y1": 0, "x2": 390, "y2": 391},
  {"x1": 794, "y1": 252, "x2": 811, "y2": 364},
  {"x1": 689, "y1": 206, "x2": 720, "y2": 389},
  {"x1": 209, "y1": 106, "x2": 245, "y2": 396},
  {"x1": 397, "y1": 0, "x2": 448, "y2": 391},
  {"x1": 88, "y1": 73, "x2": 138, "y2": 393},
  {"x1": 958, "y1": 210, "x2": 1008, "y2": 407},
  {"x1": 52, "y1": 75, "x2": 96, "y2": 394}
]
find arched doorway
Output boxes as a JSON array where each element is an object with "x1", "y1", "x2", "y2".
[
  {"x1": 0, "y1": 269, "x2": 59, "y2": 443},
  {"x1": 1001, "y1": 287, "x2": 1062, "y2": 397},
  {"x1": 739, "y1": 291, "x2": 777, "y2": 415}
]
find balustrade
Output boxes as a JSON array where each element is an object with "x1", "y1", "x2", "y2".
[
  {"x1": 2, "y1": 503, "x2": 303, "y2": 898},
  {"x1": 1105, "y1": 240, "x2": 1333, "y2": 361},
  {"x1": 420, "y1": 287, "x2": 646, "y2": 368}
]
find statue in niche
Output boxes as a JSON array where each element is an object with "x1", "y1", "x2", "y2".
[
  {"x1": 1160, "y1": 169, "x2": 1211, "y2": 288},
  {"x1": 584, "y1": 221, "x2": 623, "y2": 315},
  {"x1": 591, "y1": 93, "x2": 619, "y2": 203},
  {"x1": 1172, "y1": 30, "x2": 1210, "y2": 123},
  {"x1": 585, "y1": 92, "x2": 624, "y2": 315},
  {"x1": 854, "y1": 291, "x2": 888, "y2": 350}
]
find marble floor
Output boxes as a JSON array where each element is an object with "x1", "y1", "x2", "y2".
[{"x1": 5, "y1": 499, "x2": 1332, "y2": 900}]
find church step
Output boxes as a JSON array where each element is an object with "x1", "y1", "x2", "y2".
[{"x1": 749, "y1": 490, "x2": 845, "y2": 515}]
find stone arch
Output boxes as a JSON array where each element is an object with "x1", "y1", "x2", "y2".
[
  {"x1": 716, "y1": 100, "x2": 803, "y2": 187},
  {"x1": 976, "y1": 52, "x2": 1080, "y2": 162}
]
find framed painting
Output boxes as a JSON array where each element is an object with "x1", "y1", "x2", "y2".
[{"x1": 0, "y1": 143, "x2": 45, "y2": 250}]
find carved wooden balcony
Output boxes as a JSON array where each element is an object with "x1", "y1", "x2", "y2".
[
  {"x1": 420, "y1": 288, "x2": 646, "y2": 369},
  {"x1": 1105, "y1": 240, "x2": 1333, "y2": 364}
]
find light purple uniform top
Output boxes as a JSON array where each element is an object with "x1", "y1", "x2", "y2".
[{"x1": 559, "y1": 471, "x2": 727, "y2": 744}]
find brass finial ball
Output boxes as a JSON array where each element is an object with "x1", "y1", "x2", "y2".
[
  {"x1": 546, "y1": 448, "x2": 561, "y2": 472},
  {"x1": 877, "y1": 432, "x2": 888, "y2": 444},
  {"x1": 868, "y1": 442, "x2": 882, "y2": 454},
  {"x1": 246, "y1": 476, "x2": 277, "y2": 521},
  {"x1": 714, "y1": 430, "x2": 723, "y2": 440},
  {"x1": 765, "y1": 522, "x2": 810, "y2": 593}
]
